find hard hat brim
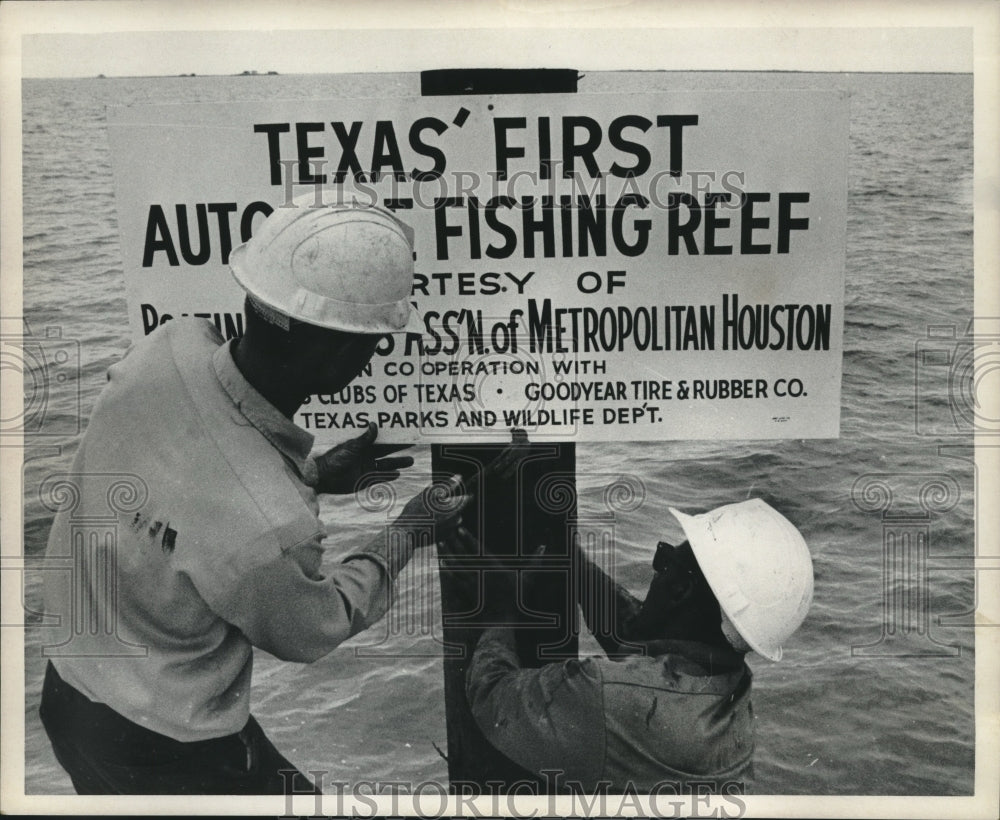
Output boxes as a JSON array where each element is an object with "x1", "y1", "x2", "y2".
[
  {"x1": 230, "y1": 243, "x2": 427, "y2": 336},
  {"x1": 400, "y1": 303, "x2": 427, "y2": 336}
]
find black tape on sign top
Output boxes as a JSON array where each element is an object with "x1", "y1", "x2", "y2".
[
  {"x1": 423, "y1": 68, "x2": 580, "y2": 791},
  {"x1": 421, "y1": 67, "x2": 579, "y2": 96}
]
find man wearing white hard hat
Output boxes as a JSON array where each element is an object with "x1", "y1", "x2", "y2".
[
  {"x1": 40, "y1": 198, "x2": 465, "y2": 794},
  {"x1": 454, "y1": 498, "x2": 814, "y2": 793}
]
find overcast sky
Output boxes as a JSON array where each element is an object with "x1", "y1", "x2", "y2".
[{"x1": 19, "y1": 25, "x2": 974, "y2": 79}]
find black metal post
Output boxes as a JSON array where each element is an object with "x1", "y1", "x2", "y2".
[{"x1": 423, "y1": 67, "x2": 580, "y2": 790}]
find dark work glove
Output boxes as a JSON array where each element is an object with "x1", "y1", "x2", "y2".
[{"x1": 312, "y1": 422, "x2": 414, "y2": 495}]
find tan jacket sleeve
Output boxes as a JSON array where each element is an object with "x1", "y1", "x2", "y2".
[{"x1": 212, "y1": 531, "x2": 400, "y2": 663}]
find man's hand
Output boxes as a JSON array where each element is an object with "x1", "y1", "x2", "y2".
[
  {"x1": 442, "y1": 526, "x2": 512, "y2": 621},
  {"x1": 312, "y1": 423, "x2": 414, "y2": 495},
  {"x1": 442, "y1": 526, "x2": 548, "y2": 622},
  {"x1": 370, "y1": 477, "x2": 470, "y2": 578},
  {"x1": 395, "y1": 475, "x2": 470, "y2": 538},
  {"x1": 458, "y1": 428, "x2": 531, "y2": 501}
]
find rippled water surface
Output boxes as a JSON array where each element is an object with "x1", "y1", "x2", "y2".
[{"x1": 20, "y1": 71, "x2": 974, "y2": 795}]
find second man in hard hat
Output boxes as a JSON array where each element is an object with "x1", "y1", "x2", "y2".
[
  {"x1": 39, "y1": 198, "x2": 462, "y2": 794},
  {"x1": 453, "y1": 498, "x2": 814, "y2": 793}
]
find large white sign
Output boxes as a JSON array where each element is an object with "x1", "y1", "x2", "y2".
[{"x1": 108, "y1": 91, "x2": 847, "y2": 442}]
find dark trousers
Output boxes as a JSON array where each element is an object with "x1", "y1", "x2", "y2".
[{"x1": 39, "y1": 661, "x2": 320, "y2": 795}]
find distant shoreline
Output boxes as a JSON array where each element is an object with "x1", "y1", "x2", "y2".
[{"x1": 21, "y1": 69, "x2": 973, "y2": 81}]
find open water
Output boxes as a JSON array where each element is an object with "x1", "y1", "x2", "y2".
[{"x1": 19, "y1": 71, "x2": 974, "y2": 795}]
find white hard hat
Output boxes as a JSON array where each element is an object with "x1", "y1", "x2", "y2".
[
  {"x1": 229, "y1": 195, "x2": 423, "y2": 334},
  {"x1": 669, "y1": 499, "x2": 813, "y2": 661}
]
